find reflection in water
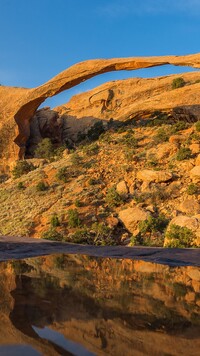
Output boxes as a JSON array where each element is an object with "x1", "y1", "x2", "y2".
[
  {"x1": 33, "y1": 326, "x2": 95, "y2": 356},
  {"x1": 0, "y1": 254, "x2": 199, "y2": 355}
]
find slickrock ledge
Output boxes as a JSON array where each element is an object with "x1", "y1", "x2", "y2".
[
  {"x1": 0, "y1": 235, "x2": 199, "y2": 266},
  {"x1": 0, "y1": 53, "x2": 200, "y2": 170}
]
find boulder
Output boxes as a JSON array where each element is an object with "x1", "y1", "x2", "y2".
[
  {"x1": 189, "y1": 166, "x2": 200, "y2": 182},
  {"x1": 189, "y1": 143, "x2": 200, "y2": 154},
  {"x1": 195, "y1": 154, "x2": 200, "y2": 165},
  {"x1": 178, "y1": 199, "x2": 200, "y2": 215},
  {"x1": 118, "y1": 207, "x2": 149, "y2": 235},
  {"x1": 116, "y1": 180, "x2": 129, "y2": 195},
  {"x1": 136, "y1": 169, "x2": 172, "y2": 183}
]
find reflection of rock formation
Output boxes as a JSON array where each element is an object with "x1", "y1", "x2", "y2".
[
  {"x1": 0, "y1": 53, "x2": 200, "y2": 168},
  {"x1": 0, "y1": 255, "x2": 199, "y2": 355}
]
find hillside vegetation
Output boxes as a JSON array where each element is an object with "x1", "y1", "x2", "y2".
[{"x1": 1, "y1": 112, "x2": 200, "y2": 248}]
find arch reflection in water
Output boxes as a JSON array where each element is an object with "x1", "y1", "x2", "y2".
[{"x1": 0, "y1": 254, "x2": 199, "y2": 356}]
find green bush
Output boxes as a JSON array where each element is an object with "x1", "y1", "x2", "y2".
[
  {"x1": 187, "y1": 183, "x2": 199, "y2": 195},
  {"x1": 92, "y1": 222, "x2": 116, "y2": 246},
  {"x1": 17, "y1": 182, "x2": 25, "y2": 190},
  {"x1": 165, "y1": 224, "x2": 195, "y2": 248},
  {"x1": 105, "y1": 187, "x2": 124, "y2": 207},
  {"x1": 42, "y1": 228, "x2": 63, "y2": 241},
  {"x1": 67, "y1": 209, "x2": 80, "y2": 228},
  {"x1": 56, "y1": 167, "x2": 69, "y2": 183},
  {"x1": 50, "y1": 214, "x2": 60, "y2": 227},
  {"x1": 172, "y1": 77, "x2": 185, "y2": 89},
  {"x1": 66, "y1": 227, "x2": 92, "y2": 244},
  {"x1": 176, "y1": 147, "x2": 192, "y2": 161},
  {"x1": 70, "y1": 153, "x2": 82, "y2": 166},
  {"x1": 36, "y1": 181, "x2": 48, "y2": 191},
  {"x1": 139, "y1": 214, "x2": 169, "y2": 235},
  {"x1": 118, "y1": 133, "x2": 138, "y2": 148},
  {"x1": 83, "y1": 143, "x2": 99, "y2": 156},
  {"x1": 12, "y1": 160, "x2": 36, "y2": 178},
  {"x1": 195, "y1": 121, "x2": 200, "y2": 132},
  {"x1": 75, "y1": 199, "x2": 82, "y2": 207},
  {"x1": 154, "y1": 128, "x2": 170, "y2": 144},
  {"x1": 34, "y1": 138, "x2": 54, "y2": 159},
  {"x1": 170, "y1": 121, "x2": 188, "y2": 133}
]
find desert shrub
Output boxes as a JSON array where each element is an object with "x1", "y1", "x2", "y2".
[
  {"x1": 124, "y1": 148, "x2": 136, "y2": 161},
  {"x1": 172, "y1": 77, "x2": 185, "y2": 89},
  {"x1": 195, "y1": 121, "x2": 200, "y2": 132},
  {"x1": 75, "y1": 199, "x2": 82, "y2": 207},
  {"x1": 50, "y1": 214, "x2": 60, "y2": 227},
  {"x1": 118, "y1": 133, "x2": 138, "y2": 148},
  {"x1": 70, "y1": 152, "x2": 82, "y2": 166},
  {"x1": 146, "y1": 154, "x2": 159, "y2": 168},
  {"x1": 65, "y1": 227, "x2": 92, "y2": 244},
  {"x1": 83, "y1": 143, "x2": 99, "y2": 156},
  {"x1": 187, "y1": 183, "x2": 199, "y2": 195},
  {"x1": 176, "y1": 147, "x2": 192, "y2": 161},
  {"x1": 92, "y1": 222, "x2": 116, "y2": 246},
  {"x1": 56, "y1": 167, "x2": 69, "y2": 183},
  {"x1": 17, "y1": 182, "x2": 25, "y2": 190},
  {"x1": 170, "y1": 121, "x2": 188, "y2": 133},
  {"x1": 87, "y1": 121, "x2": 105, "y2": 141},
  {"x1": 34, "y1": 138, "x2": 54, "y2": 159},
  {"x1": 154, "y1": 128, "x2": 170, "y2": 144},
  {"x1": 36, "y1": 181, "x2": 48, "y2": 191},
  {"x1": 53, "y1": 145, "x2": 67, "y2": 159},
  {"x1": 139, "y1": 214, "x2": 169, "y2": 235},
  {"x1": 88, "y1": 177, "x2": 99, "y2": 185},
  {"x1": 0, "y1": 174, "x2": 9, "y2": 183},
  {"x1": 42, "y1": 228, "x2": 63, "y2": 241},
  {"x1": 105, "y1": 187, "x2": 124, "y2": 207},
  {"x1": 165, "y1": 224, "x2": 195, "y2": 248},
  {"x1": 67, "y1": 209, "x2": 80, "y2": 228},
  {"x1": 12, "y1": 160, "x2": 36, "y2": 178}
]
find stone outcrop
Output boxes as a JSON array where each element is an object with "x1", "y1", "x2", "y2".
[
  {"x1": 190, "y1": 166, "x2": 200, "y2": 182},
  {"x1": 136, "y1": 169, "x2": 173, "y2": 183},
  {"x1": 118, "y1": 206, "x2": 149, "y2": 234},
  {"x1": 0, "y1": 53, "x2": 200, "y2": 170}
]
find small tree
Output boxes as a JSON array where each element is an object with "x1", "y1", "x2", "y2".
[
  {"x1": 50, "y1": 214, "x2": 60, "y2": 227},
  {"x1": 12, "y1": 160, "x2": 36, "y2": 178},
  {"x1": 67, "y1": 209, "x2": 80, "y2": 228},
  {"x1": 165, "y1": 224, "x2": 195, "y2": 248},
  {"x1": 34, "y1": 138, "x2": 54, "y2": 159},
  {"x1": 176, "y1": 147, "x2": 192, "y2": 161},
  {"x1": 105, "y1": 187, "x2": 124, "y2": 207},
  {"x1": 172, "y1": 77, "x2": 185, "y2": 89}
]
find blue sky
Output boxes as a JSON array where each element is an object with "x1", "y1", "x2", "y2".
[{"x1": 0, "y1": 0, "x2": 200, "y2": 107}]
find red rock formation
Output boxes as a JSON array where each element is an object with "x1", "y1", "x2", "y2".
[{"x1": 0, "y1": 53, "x2": 200, "y2": 169}]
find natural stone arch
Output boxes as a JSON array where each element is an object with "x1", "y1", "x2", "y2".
[{"x1": 0, "y1": 53, "x2": 200, "y2": 169}]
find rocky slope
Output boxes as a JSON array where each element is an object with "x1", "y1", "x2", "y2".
[
  {"x1": 0, "y1": 53, "x2": 200, "y2": 169},
  {"x1": 0, "y1": 113, "x2": 200, "y2": 247}
]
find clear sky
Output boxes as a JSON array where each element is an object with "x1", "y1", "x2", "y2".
[{"x1": 0, "y1": 0, "x2": 200, "y2": 107}]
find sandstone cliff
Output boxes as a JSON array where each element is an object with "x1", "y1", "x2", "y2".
[{"x1": 0, "y1": 53, "x2": 200, "y2": 170}]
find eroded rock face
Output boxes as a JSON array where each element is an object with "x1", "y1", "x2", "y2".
[{"x1": 0, "y1": 53, "x2": 200, "y2": 170}]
